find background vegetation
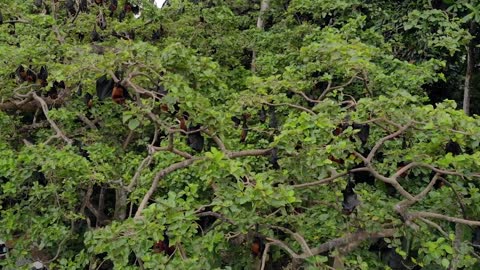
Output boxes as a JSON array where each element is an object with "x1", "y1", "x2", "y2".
[{"x1": 1, "y1": 0, "x2": 480, "y2": 269}]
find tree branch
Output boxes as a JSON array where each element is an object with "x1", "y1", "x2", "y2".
[
  {"x1": 32, "y1": 92, "x2": 72, "y2": 144},
  {"x1": 408, "y1": 211, "x2": 480, "y2": 226},
  {"x1": 291, "y1": 172, "x2": 348, "y2": 188}
]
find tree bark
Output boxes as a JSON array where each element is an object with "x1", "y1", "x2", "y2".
[
  {"x1": 463, "y1": 22, "x2": 476, "y2": 115},
  {"x1": 114, "y1": 188, "x2": 128, "y2": 221},
  {"x1": 251, "y1": 0, "x2": 270, "y2": 72}
]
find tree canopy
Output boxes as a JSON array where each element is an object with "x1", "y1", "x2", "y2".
[{"x1": 1, "y1": 0, "x2": 480, "y2": 269}]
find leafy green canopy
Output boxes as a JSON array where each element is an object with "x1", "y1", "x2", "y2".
[{"x1": 0, "y1": 0, "x2": 480, "y2": 269}]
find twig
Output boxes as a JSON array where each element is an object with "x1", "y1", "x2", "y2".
[
  {"x1": 77, "y1": 114, "x2": 98, "y2": 129},
  {"x1": 260, "y1": 243, "x2": 271, "y2": 270},
  {"x1": 262, "y1": 102, "x2": 315, "y2": 115},
  {"x1": 291, "y1": 172, "x2": 348, "y2": 188},
  {"x1": 268, "y1": 225, "x2": 313, "y2": 256},
  {"x1": 318, "y1": 75, "x2": 357, "y2": 100},
  {"x1": 127, "y1": 155, "x2": 153, "y2": 192},
  {"x1": 196, "y1": 211, "x2": 235, "y2": 225},
  {"x1": 419, "y1": 217, "x2": 449, "y2": 238}
]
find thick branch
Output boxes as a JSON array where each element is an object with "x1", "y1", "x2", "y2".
[
  {"x1": 226, "y1": 149, "x2": 272, "y2": 158},
  {"x1": 0, "y1": 94, "x2": 67, "y2": 112},
  {"x1": 409, "y1": 212, "x2": 480, "y2": 226},
  {"x1": 267, "y1": 228, "x2": 397, "y2": 260}
]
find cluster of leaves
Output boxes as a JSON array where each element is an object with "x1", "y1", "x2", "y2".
[{"x1": 0, "y1": 0, "x2": 480, "y2": 269}]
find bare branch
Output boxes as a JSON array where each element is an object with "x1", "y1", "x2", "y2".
[
  {"x1": 262, "y1": 102, "x2": 315, "y2": 115},
  {"x1": 409, "y1": 212, "x2": 480, "y2": 226},
  {"x1": 260, "y1": 243, "x2": 271, "y2": 270},
  {"x1": 127, "y1": 155, "x2": 153, "y2": 192},
  {"x1": 319, "y1": 75, "x2": 357, "y2": 101},
  {"x1": 196, "y1": 211, "x2": 235, "y2": 225},
  {"x1": 203, "y1": 129, "x2": 227, "y2": 153},
  {"x1": 266, "y1": 228, "x2": 397, "y2": 260},
  {"x1": 398, "y1": 173, "x2": 440, "y2": 209},
  {"x1": 134, "y1": 157, "x2": 203, "y2": 218},
  {"x1": 291, "y1": 172, "x2": 348, "y2": 188},
  {"x1": 268, "y1": 225, "x2": 313, "y2": 256},
  {"x1": 76, "y1": 114, "x2": 98, "y2": 130},
  {"x1": 418, "y1": 217, "x2": 449, "y2": 238},
  {"x1": 32, "y1": 92, "x2": 72, "y2": 144},
  {"x1": 353, "y1": 152, "x2": 415, "y2": 200},
  {"x1": 366, "y1": 122, "x2": 412, "y2": 162},
  {"x1": 227, "y1": 149, "x2": 272, "y2": 158}
]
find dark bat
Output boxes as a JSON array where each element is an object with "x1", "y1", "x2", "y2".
[
  {"x1": 124, "y1": 2, "x2": 132, "y2": 12},
  {"x1": 352, "y1": 123, "x2": 370, "y2": 146},
  {"x1": 26, "y1": 67, "x2": 37, "y2": 83},
  {"x1": 0, "y1": 241, "x2": 6, "y2": 259},
  {"x1": 342, "y1": 179, "x2": 360, "y2": 215},
  {"x1": 37, "y1": 65, "x2": 48, "y2": 87},
  {"x1": 84, "y1": 93, "x2": 93, "y2": 108},
  {"x1": 65, "y1": 0, "x2": 76, "y2": 15},
  {"x1": 268, "y1": 106, "x2": 277, "y2": 129},
  {"x1": 91, "y1": 25, "x2": 101, "y2": 42},
  {"x1": 156, "y1": 84, "x2": 168, "y2": 96},
  {"x1": 111, "y1": 83, "x2": 129, "y2": 104},
  {"x1": 124, "y1": 2, "x2": 139, "y2": 14},
  {"x1": 258, "y1": 106, "x2": 267, "y2": 123},
  {"x1": 472, "y1": 227, "x2": 480, "y2": 251},
  {"x1": 178, "y1": 114, "x2": 188, "y2": 131},
  {"x1": 16, "y1": 65, "x2": 27, "y2": 82},
  {"x1": 73, "y1": 140, "x2": 91, "y2": 161},
  {"x1": 153, "y1": 232, "x2": 175, "y2": 256},
  {"x1": 187, "y1": 125, "x2": 204, "y2": 153},
  {"x1": 231, "y1": 116, "x2": 241, "y2": 128},
  {"x1": 79, "y1": 0, "x2": 88, "y2": 12},
  {"x1": 152, "y1": 27, "x2": 164, "y2": 41},
  {"x1": 109, "y1": 0, "x2": 117, "y2": 16},
  {"x1": 240, "y1": 121, "x2": 248, "y2": 143},
  {"x1": 251, "y1": 236, "x2": 265, "y2": 257},
  {"x1": 333, "y1": 122, "x2": 349, "y2": 136},
  {"x1": 445, "y1": 140, "x2": 462, "y2": 156},
  {"x1": 95, "y1": 75, "x2": 114, "y2": 101},
  {"x1": 118, "y1": 10, "x2": 126, "y2": 22},
  {"x1": 270, "y1": 147, "x2": 280, "y2": 170},
  {"x1": 45, "y1": 81, "x2": 63, "y2": 99},
  {"x1": 34, "y1": 0, "x2": 43, "y2": 8},
  {"x1": 239, "y1": 113, "x2": 250, "y2": 143},
  {"x1": 132, "y1": 5, "x2": 140, "y2": 14}
]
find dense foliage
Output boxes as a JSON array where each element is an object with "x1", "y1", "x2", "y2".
[{"x1": 1, "y1": 0, "x2": 480, "y2": 269}]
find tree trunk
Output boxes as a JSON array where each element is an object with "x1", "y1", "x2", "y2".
[
  {"x1": 463, "y1": 22, "x2": 476, "y2": 115},
  {"x1": 114, "y1": 188, "x2": 128, "y2": 221},
  {"x1": 251, "y1": 0, "x2": 270, "y2": 72}
]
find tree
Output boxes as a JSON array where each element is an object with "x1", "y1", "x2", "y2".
[{"x1": 0, "y1": 0, "x2": 479, "y2": 269}]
